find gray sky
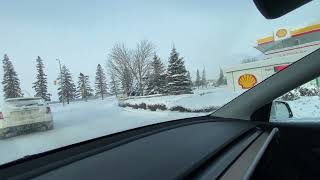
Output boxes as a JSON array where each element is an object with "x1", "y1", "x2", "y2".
[{"x1": 0, "y1": 0, "x2": 319, "y2": 101}]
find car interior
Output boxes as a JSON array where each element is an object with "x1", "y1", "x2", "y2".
[{"x1": 0, "y1": 0, "x2": 318, "y2": 179}]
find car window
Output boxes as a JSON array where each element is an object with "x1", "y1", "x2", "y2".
[
  {"x1": 0, "y1": 1, "x2": 319, "y2": 165},
  {"x1": 271, "y1": 78, "x2": 320, "y2": 122}
]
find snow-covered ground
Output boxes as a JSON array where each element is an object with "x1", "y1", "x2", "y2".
[
  {"x1": 123, "y1": 87, "x2": 241, "y2": 110},
  {"x1": 0, "y1": 96, "x2": 205, "y2": 165},
  {"x1": 285, "y1": 96, "x2": 320, "y2": 120}
]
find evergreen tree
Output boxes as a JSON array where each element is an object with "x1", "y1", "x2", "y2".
[
  {"x1": 166, "y1": 47, "x2": 193, "y2": 95},
  {"x1": 77, "y1": 73, "x2": 93, "y2": 101},
  {"x1": 186, "y1": 71, "x2": 193, "y2": 89},
  {"x1": 195, "y1": 69, "x2": 201, "y2": 88},
  {"x1": 2, "y1": 54, "x2": 23, "y2": 99},
  {"x1": 33, "y1": 56, "x2": 50, "y2": 101},
  {"x1": 95, "y1": 64, "x2": 108, "y2": 100},
  {"x1": 146, "y1": 54, "x2": 166, "y2": 95},
  {"x1": 110, "y1": 72, "x2": 119, "y2": 96},
  {"x1": 201, "y1": 68, "x2": 207, "y2": 88},
  {"x1": 217, "y1": 68, "x2": 226, "y2": 86},
  {"x1": 57, "y1": 65, "x2": 77, "y2": 104}
]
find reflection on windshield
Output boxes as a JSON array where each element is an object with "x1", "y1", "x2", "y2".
[{"x1": 0, "y1": 0, "x2": 319, "y2": 165}]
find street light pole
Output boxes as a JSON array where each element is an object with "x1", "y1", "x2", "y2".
[{"x1": 56, "y1": 59, "x2": 65, "y2": 106}]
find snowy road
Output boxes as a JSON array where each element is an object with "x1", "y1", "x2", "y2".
[{"x1": 0, "y1": 97, "x2": 204, "y2": 165}]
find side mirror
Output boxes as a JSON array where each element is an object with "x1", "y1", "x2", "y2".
[{"x1": 270, "y1": 100, "x2": 293, "y2": 120}]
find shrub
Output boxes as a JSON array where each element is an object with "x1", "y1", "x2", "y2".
[
  {"x1": 280, "y1": 91, "x2": 299, "y2": 101},
  {"x1": 119, "y1": 102, "x2": 219, "y2": 113},
  {"x1": 280, "y1": 88, "x2": 300, "y2": 101},
  {"x1": 147, "y1": 104, "x2": 167, "y2": 111},
  {"x1": 298, "y1": 86, "x2": 320, "y2": 96},
  {"x1": 118, "y1": 102, "x2": 145, "y2": 109},
  {"x1": 169, "y1": 106, "x2": 192, "y2": 112},
  {"x1": 139, "y1": 103, "x2": 147, "y2": 110}
]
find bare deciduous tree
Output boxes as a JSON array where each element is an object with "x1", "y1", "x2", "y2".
[
  {"x1": 108, "y1": 43, "x2": 134, "y2": 96},
  {"x1": 130, "y1": 40, "x2": 154, "y2": 95},
  {"x1": 108, "y1": 40, "x2": 155, "y2": 96}
]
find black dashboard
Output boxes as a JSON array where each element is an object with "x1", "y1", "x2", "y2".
[{"x1": 0, "y1": 117, "x2": 275, "y2": 180}]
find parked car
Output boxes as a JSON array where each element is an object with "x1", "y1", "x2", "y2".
[{"x1": 0, "y1": 97, "x2": 53, "y2": 138}]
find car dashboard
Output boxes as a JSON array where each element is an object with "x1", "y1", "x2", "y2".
[{"x1": 0, "y1": 117, "x2": 278, "y2": 180}]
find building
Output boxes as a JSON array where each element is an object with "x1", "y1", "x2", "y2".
[{"x1": 224, "y1": 23, "x2": 320, "y2": 91}]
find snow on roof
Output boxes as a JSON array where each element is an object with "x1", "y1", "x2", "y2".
[
  {"x1": 225, "y1": 43, "x2": 320, "y2": 73},
  {"x1": 224, "y1": 55, "x2": 302, "y2": 73},
  {"x1": 5, "y1": 97, "x2": 42, "y2": 102}
]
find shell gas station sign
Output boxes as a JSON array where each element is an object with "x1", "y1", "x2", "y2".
[
  {"x1": 274, "y1": 28, "x2": 290, "y2": 40},
  {"x1": 225, "y1": 22, "x2": 320, "y2": 92},
  {"x1": 238, "y1": 74, "x2": 257, "y2": 89}
]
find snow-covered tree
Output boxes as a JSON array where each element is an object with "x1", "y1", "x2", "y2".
[
  {"x1": 33, "y1": 56, "x2": 50, "y2": 101},
  {"x1": 166, "y1": 47, "x2": 193, "y2": 95},
  {"x1": 57, "y1": 65, "x2": 77, "y2": 104},
  {"x1": 110, "y1": 71, "x2": 119, "y2": 96},
  {"x1": 77, "y1": 73, "x2": 93, "y2": 101},
  {"x1": 195, "y1": 69, "x2": 201, "y2": 88},
  {"x1": 201, "y1": 68, "x2": 207, "y2": 88},
  {"x1": 186, "y1": 71, "x2": 193, "y2": 89},
  {"x1": 217, "y1": 68, "x2": 227, "y2": 86},
  {"x1": 2, "y1": 54, "x2": 23, "y2": 99},
  {"x1": 95, "y1": 64, "x2": 108, "y2": 100},
  {"x1": 146, "y1": 54, "x2": 166, "y2": 95}
]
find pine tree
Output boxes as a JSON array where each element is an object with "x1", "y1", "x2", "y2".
[
  {"x1": 195, "y1": 69, "x2": 201, "y2": 88},
  {"x1": 146, "y1": 54, "x2": 166, "y2": 95},
  {"x1": 57, "y1": 65, "x2": 77, "y2": 104},
  {"x1": 2, "y1": 54, "x2": 23, "y2": 99},
  {"x1": 217, "y1": 68, "x2": 226, "y2": 86},
  {"x1": 110, "y1": 72, "x2": 119, "y2": 96},
  {"x1": 201, "y1": 68, "x2": 207, "y2": 88},
  {"x1": 77, "y1": 73, "x2": 93, "y2": 101},
  {"x1": 32, "y1": 56, "x2": 50, "y2": 101},
  {"x1": 186, "y1": 71, "x2": 193, "y2": 89},
  {"x1": 95, "y1": 64, "x2": 108, "y2": 100},
  {"x1": 166, "y1": 47, "x2": 193, "y2": 95}
]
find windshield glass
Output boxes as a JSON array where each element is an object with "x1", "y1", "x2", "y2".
[{"x1": 0, "y1": 0, "x2": 319, "y2": 165}]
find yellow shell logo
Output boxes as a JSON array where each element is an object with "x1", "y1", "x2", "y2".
[
  {"x1": 238, "y1": 74, "x2": 257, "y2": 89},
  {"x1": 276, "y1": 29, "x2": 287, "y2": 38}
]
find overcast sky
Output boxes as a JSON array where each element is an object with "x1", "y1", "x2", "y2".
[{"x1": 0, "y1": 0, "x2": 319, "y2": 101}]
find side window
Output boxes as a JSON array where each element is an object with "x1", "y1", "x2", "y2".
[{"x1": 270, "y1": 78, "x2": 320, "y2": 122}]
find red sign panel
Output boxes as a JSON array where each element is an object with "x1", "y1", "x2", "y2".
[{"x1": 274, "y1": 64, "x2": 289, "y2": 72}]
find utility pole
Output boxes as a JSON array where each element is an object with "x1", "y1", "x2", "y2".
[{"x1": 56, "y1": 59, "x2": 65, "y2": 106}]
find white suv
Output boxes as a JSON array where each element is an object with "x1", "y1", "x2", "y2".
[{"x1": 0, "y1": 97, "x2": 53, "y2": 138}]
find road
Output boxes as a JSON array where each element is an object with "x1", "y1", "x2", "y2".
[{"x1": 0, "y1": 97, "x2": 203, "y2": 165}]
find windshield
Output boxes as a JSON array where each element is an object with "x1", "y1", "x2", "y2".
[{"x1": 0, "y1": 0, "x2": 319, "y2": 165}]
